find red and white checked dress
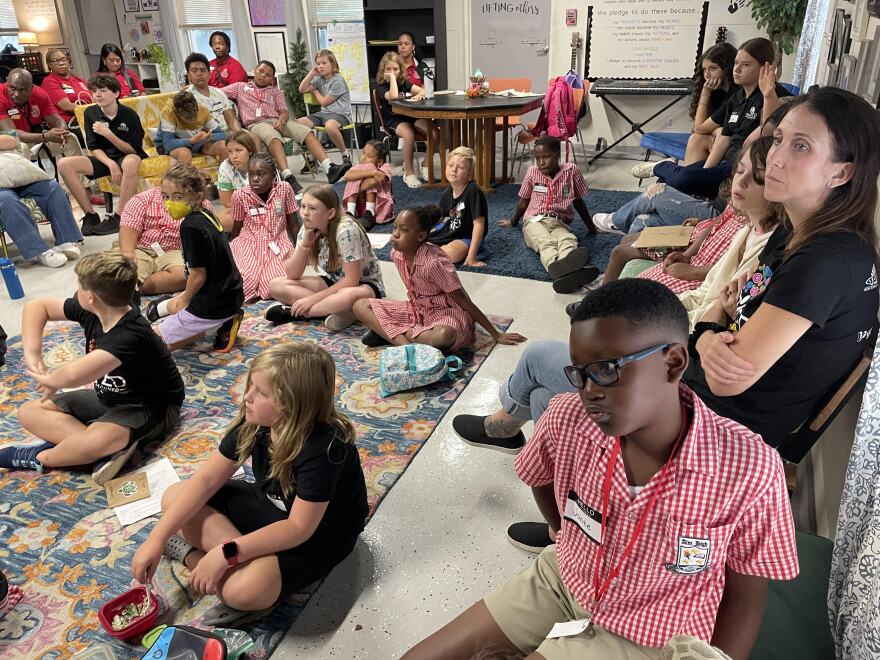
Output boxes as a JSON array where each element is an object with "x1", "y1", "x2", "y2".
[
  {"x1": 341, "y1": 163, "x2": 395, "y2": 223},
  {"x1": 371, "y1": 242, "x2": 475, "y2": 351},
  {"x1": 638, "y1": 204, "x2": 746, "y2": 294},
  {"x1": 229, "y1": 181, "x2": 298, "y2": 300}
]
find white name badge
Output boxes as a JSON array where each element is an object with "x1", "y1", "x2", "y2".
[
  {"x1": 7, "y1": 108, "x2": 19, "y2": 117},
  {"x1": 547, "y1": 618, "x2": 591, "y2": 639},
  {"x1": 255, "y1": 106, "x2": 262, "y2": 117},
  {"x1": 564, "y1": 490, "x2": 602, "y2": 544},
  {"x1": 728, "y1": 113, "x2": 740, "y2": 123},
  {"x1": 150, "y1": 241, "x2": 165, "y2": 256},
  {"x1": 534, "y1": 184, "x2": 549, "y2": 193},
  {"x1": 274, "y1": 199, "x2": 284, "y2": 215},
  {"x1": 268, "y1": 241, "x2": 281, "y2": 255}
]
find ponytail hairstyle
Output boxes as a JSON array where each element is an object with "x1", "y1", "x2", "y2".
[
  {"x1": 231, "y1": 342, "x2": 357, "y2": 498},
  {"x1": 302, "y1": 184, "x2": 344, "y2": 272},
  {"x1": 365, "y1": 139, "x2": 388, "y2": 164},
  {"x1": 161, "y1": 162, "x2": 208, "y2": 207}
]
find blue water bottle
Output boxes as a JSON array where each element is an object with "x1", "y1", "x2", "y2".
[{"x1": 0, "y1": 258, "x2": 25, "y2": 300}]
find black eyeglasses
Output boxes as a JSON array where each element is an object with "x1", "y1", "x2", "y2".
[{"x1": 563, "y1": 343, "x2": 671, "y2": 388}]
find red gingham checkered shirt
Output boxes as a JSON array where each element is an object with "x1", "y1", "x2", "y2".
[
  {"x1": 222, "y1": 82, "x2": 288, "y2": 128},
  {"x1": 518, "y1": 162, "x2": 589, "y2": 224},
  {"x1": 120, "y1": 188, "x2": 214, "y2": 252},
  {"x1": 515, "y1": 385, "x2": 799, "y2": 648}
]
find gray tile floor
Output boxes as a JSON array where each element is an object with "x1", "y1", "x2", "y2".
[{"x1": 0, "y1": 153, "x2": 643, "y2": 659}]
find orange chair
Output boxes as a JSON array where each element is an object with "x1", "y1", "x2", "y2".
[
  {"x1": 488, "y1": 77, "x2": 531, "y2": 177},
  {"x1": 372, "y1": 87, "x2": 429, "y2": 177}
]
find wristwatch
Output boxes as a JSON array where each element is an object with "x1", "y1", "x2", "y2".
[
  {"x1": 222, "y1": 540, "x2": 239, "y2": 567},
  {"x1": 688, "y1": 322, "x2": 728, "y2": 356}
]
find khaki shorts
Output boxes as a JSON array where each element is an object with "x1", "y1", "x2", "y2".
[
  {"x1": 484, "y1": 545, "x2": 660, "y2": 660},
  {"x1": 134, "y1": 246, "x2": 184, "y2": 283},
  {"x1": 249, "y1": 119, "x2": 311, "y2": 146}
]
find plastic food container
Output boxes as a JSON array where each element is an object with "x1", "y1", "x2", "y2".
[
  {"x1": 98, "y1": 586, "x2": 159, "y2": 640},
  {"x1": 70, "y1": 643, "x2": 119, "y2": 660}
]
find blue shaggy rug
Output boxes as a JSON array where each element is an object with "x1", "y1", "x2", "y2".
[{"x1": 333, "y1": 179, "x2": 636, "y2": 279}]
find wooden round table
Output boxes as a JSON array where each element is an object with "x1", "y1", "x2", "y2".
[{"x1": 390, "y1": 94, "x2": 544, "y2": 191}]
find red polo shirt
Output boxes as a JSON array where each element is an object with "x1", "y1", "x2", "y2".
[
  {"x1": 41, "y1": 72, "x2": 93, "y2": 122},
  {"x1": 209, "y1": 56, "x2": 248, "y2": 88},
  {"x1": 0, "y1": 84, "x2": 59, "y2": 131}
]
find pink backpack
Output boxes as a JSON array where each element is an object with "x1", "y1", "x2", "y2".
[{"x1": 531, "y1": 77, "x2": 577, "y2": 140}]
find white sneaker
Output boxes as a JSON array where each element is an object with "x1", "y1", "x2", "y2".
[
  {"x1": 592, "y1": 213, "x2": 624, "y2": 234},
  {"x1": 631, "y1": 157, "x2": 674, "y2": 179},
  {"x1": 33, "y1": 249, "x2": 67, "y2": 268},
  {"x1": 324, "y1": 311, "x2": 357, "y2": 331},
  {"x1": 404, "y1": 174, "x2": 422, "y2": 189},
  {"x1": 54, "y1": 242, "x2": 82, "y2": 259}
]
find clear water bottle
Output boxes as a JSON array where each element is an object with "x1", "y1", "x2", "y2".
[{"x1": 0, "y1": 258, "x2": 25, "y2": 300}]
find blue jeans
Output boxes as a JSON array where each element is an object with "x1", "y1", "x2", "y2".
[
  {"x1": 611, "y1": 184, "x2": 720, "y2": 234},
  {"x1": 0, "y1": 181, "x2": 83, "y2": 260},
  {"x1": 499, "y1": 340, "x2": 576, "y2": 422},
  {"x1": 653, "y1": 159, "x2": 733, "y2": 199}
]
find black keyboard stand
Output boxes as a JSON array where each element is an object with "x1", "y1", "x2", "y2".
[{"x1": 588, "y1": 91, "x2": 690, "y2": 165}]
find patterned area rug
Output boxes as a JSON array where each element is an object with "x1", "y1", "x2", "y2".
[{"x1": 0, "y1": 303, "x2": 511, "y2": 659}]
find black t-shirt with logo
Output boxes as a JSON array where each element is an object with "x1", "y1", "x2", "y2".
[
  {"x1": 685, "y1": 226, "x2": 879, "y2": 446},
  {"x1": 62, "y1": 297, "x2": 185, "y2": 408},
  {"x1": 83, "y1": 103, "x2": 147, "y2": 162},
  {"x1": 218, "y1": 423, "x2": 368, "y2": 541},
  {"x1": 179, "y1": 209, "x2": 244, "y2": 320},
  {"x1": 376, "y1": 79, "x2": 415, "y2": 127},
  {"x1": 430, "y1": 181, "x2": 488, "y2": 246},
  {"x1": 710, "y1": 83, "x2": 791, "y2": 162}
]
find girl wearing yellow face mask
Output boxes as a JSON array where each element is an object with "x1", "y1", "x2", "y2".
[{"x1": 146, "y1": 164, "x2": 245, "y2": 353}]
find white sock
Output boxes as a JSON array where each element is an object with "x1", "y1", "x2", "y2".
[
  {"x1": 366, "y1": 201, "x2": 376, "y2": 214},
  {"x1": 281, "y1": 168, "x2": 292, "y2": 179},
  {"x1": 320, "y1": 158, "x2": 332, "y2": 173},
  {"x1": 347, "y1": 201, "x2": 357, "y2": 214},
  {"x1": 156, "y1": 300, "x2": 172, "y2": 318}
]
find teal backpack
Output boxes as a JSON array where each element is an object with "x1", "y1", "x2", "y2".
[{"x1": 379, "y1": 344, "x2": 463, "y2": 397}]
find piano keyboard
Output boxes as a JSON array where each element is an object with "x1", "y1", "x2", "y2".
[{"x1": 591, "y1": 79, "x2": 694, "y2": 96}]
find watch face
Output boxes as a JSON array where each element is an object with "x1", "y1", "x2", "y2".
[{"x1": 222, "y1": 541, "x2": 237, "y2": 560}]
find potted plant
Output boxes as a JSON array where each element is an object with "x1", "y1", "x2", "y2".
[
  {"x1": 146, "y1": 44, "x2": 173, "y2": 83},
  {"x1": 746, "y1": 0, "x2": 808, "y2": 55},
  {"x1": 281, "y1": 28, "x2": 310, "y2": 118}
]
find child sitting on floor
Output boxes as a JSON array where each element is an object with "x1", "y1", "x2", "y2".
[
  {"x1": 3, "y1": 251, "x2": 184, "y2": 485},
  {"x1": 342, "y1": 139, "x2": 394, "y2": 230},
  {"x1": 266, "y1": 184, "x2": 385, "y2": 331},
  {"x1": 216, "y1": 130, "x2": 259, "y2": 230},
  {"x1": 156, "y1": 90, "x2": 227, "y2": 165},
  {"x1": 146, "y1": 164, "x2": 244, "y2": 352},
  {"x1": 230, "y1": 154, "x2": 299, "y2": 302},
  {"x1": 498, "y1": 136, "x2": 598, "y2": 293},
  {"x1": 402, "y1": 278, "x2": 798, "y2": 660},
  {"x1": 131, "y1": 342, "x2": 368, "y2": 627},
  {"x1": 429, "y1": 146, "x2": 489, "y2": 268},
  {"x1": 353, "y1": 206, "x2": 527, "y2": 351}
]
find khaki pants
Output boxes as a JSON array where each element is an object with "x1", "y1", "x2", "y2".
[
  {"x1": 249, "y1": 119, "x2": 312, "y2": 146},
  {"x1": 132, "y1": 246, "x2": 184, "y2": 283},
  {"x1": 484, "y1": 545, "x2": 660, "y2": 660},
  {"x1": 522, "y1": 215, "x2": 578, "y2": 272}
]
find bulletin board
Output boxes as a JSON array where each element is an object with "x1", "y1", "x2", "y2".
[
  {"x1": 119, "y1": 0, "x2": 163, "y2": 51},
  {"x1": 327, "y1": 22, "x2": 370, "y2": 104},
  {"x1": 13, "y1": 0, "x2": 63, "y2": 46},
  {"x1": 587, "y1": 0, "x2": 706, "y2": 79}
]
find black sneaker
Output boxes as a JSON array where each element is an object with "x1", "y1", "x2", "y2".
[
  {"x1": 327, "y1": 161, "x2": 352, "y2": 184},
  {"x1": 356, "y1": 210, "x2": 376, "y2": 231},
  {"x1": 91, "y1": 213, "x2": 121, "y2": 236},
  {"x1": 565, "y1": 301, "x2": 579, "y2": 319},
  {"x1": 145, "y1": 294, "x2": 175, "y2": 323},
  {"x1": 342, "y1": 154, "x2": 353, "y2": 167},
  {"x1": 300, "y1": 160, "x2": 314, "y2": 175},
  {"x1": 265, "y1": 303, "x2": 294, "y2": 325},
  {"x1": 214, "y1": 309, "x2": 244, "y2": 352},
  {"x1": 80, "y1": 211, "x2": 101, "y2": 236},
  {"x1": 283, "y1": 174, "x2": 303, "y2": 195},
  {"x1": 361, "y1": 329, "x2": 390, "y2": 347},
  {"x1": 552, "y1": 266, "x2": 601, "y2": 294},
  {"x1": 452, "y1": 414, "x2": 526, "y2": 454},
  {"x1": 507, "y1": 522, "x2": 553, "y2": 553},
  {"x1": 548, "y1": 247, "x2": 591, "y2": 280}
]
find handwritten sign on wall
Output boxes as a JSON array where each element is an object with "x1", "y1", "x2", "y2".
[
  {"x1": 327, "y1": 22, "x2": 370, "y2": 104},
  {"x1": 589, "y1": 0, "x2": 704, "y2": 79}
]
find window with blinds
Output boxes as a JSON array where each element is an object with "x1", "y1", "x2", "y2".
[
  {"x1": 0, "y1": 0, "x2": 19, "y2": 33},
  {"x1": 308, "y1": 0, "x2": 363, "y2": 25},
  {"x1": 174, "y1": 0, "x2": 233, "y2": 28}
]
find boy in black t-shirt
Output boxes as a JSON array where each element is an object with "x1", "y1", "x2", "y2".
[
  {"x1": 429, "y1": 146, "x2": 489, "y2": 267},
  {"x1": 58, "y1": 75, "x2": 148, "y2": 237},
  {"x1": 147, "y1": 164, "x2": 244, "y2": 352},
  {"x1": 3, "y1": 251, "x2": 184, "y2": 484}
]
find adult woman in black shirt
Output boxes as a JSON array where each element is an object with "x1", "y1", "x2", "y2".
[{"x1": 685, "y1": 87, "x2": 880, "y2": 447}]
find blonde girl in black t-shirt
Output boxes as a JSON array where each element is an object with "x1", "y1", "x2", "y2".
[{"x1": 132, "y1": 342, "x2": 369, "y2": 626}]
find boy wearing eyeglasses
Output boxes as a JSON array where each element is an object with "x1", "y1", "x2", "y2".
[{"x1": 405, "y1": 279, "x2": 798, "y2": 660}]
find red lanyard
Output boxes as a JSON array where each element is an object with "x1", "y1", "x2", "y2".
[{"x1": 592, "y1": 401, "x2": 689, "y2": 611}]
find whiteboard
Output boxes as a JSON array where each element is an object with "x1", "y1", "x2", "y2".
[
  {"x1": 589, "y1": 0, "x2": 705, "y2": 79},
  {"x1": 326, "y1": 22, "x2": 369, "y2": 104}
]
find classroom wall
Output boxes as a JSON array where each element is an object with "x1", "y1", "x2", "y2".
[{"x1": 10, "y1": 0, "x2": 89, "y2": 75}]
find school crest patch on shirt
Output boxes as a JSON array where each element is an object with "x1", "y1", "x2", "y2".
[{"x1": 665, "y1": 536, "x2": 712, "y2": 575}]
